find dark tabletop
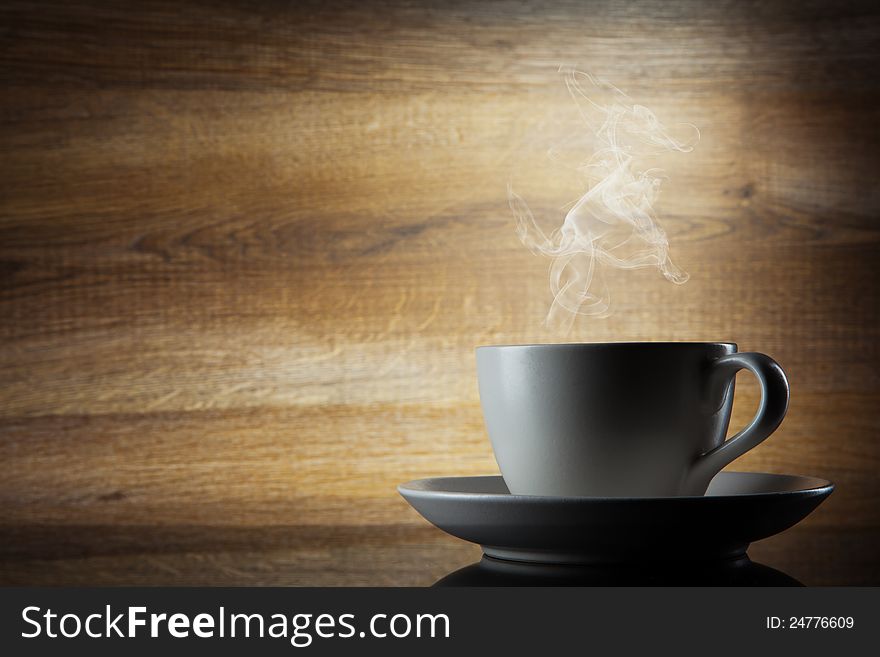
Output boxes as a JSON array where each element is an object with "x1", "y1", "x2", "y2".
[{"x1": 0, "y1": 523, "x2": 876, "y2": 586}]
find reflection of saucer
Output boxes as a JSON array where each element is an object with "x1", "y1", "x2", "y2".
[
  {"x1": 435, "y1": 555, "x2": 803, "y2": 586},
  {"x1": 398, "y1": 472, "x2": 833, "y2": 565}
]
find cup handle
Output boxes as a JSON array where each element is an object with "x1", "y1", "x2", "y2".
[{"x1": 686, "y1": 352, "x2": 790, "y2": 493}]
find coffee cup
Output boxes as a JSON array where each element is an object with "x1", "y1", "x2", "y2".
[{"x1": 476, "y1": 342, "x2": 789, "y2": 497}]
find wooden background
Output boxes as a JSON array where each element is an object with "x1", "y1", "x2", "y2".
[{"x1": 1, "y1": 0, "x2": 878, "y2": 584}]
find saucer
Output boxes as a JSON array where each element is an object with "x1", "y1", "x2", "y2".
[{"x1": 398, "y1": 472, "x2": 833, "y2": 564}]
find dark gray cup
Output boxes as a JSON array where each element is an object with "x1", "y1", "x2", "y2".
[{"x1": 476, "y1": 343, "x2": 789, "y2": 497}]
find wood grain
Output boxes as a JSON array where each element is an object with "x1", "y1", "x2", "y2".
[{"x1": 1, "y1": 0, "x2": 879, "y2": 584}]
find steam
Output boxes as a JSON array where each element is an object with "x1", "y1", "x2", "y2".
[{"x1": 509, "y1": 67, "x2": 699, "y2": 331}]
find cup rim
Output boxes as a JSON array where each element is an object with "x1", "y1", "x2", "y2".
[{"x1": 476, "y1": 341, "x2": 737, "y2": 350}]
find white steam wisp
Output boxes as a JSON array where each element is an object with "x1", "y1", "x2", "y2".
[{"x1": 509, "y1": 68, "x2": 699, "y2": 331}]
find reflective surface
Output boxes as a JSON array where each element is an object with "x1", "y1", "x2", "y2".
[{"x1": 435, "y1": 555, "x2": 802, "y2": 586}]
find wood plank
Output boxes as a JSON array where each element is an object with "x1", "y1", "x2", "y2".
[
  {"x1": 0, "y1": 524, "x2": 874, "y2": 586},
  {"x1": 0, "y1": 0, "x2": 878, "y2": 583},
  {"x1": 0, "y1": 392, "x2": 875, "y2": 526}
]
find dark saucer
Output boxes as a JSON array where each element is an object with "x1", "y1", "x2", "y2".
[
  {"x1": 434, "y1": 554, "x2": 803, "y2": 586},
  {"x1": 399, "y1": 472, "x2": 834, "y2": 565}
]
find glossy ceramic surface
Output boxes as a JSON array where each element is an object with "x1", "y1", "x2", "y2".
[{"x1": 399, "y1": 472, "x2": 833, "y2": 564}]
